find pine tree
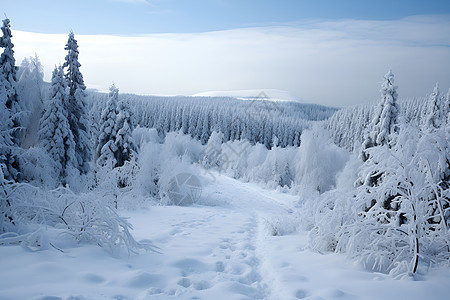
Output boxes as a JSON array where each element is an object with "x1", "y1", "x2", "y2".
[
  {"x1": 96, "y1": 84, "x2": 119, "y2": 167},
  {"x1": 0, "y1": 18, "x2": 22, "y2": 181},
  {"x1": 97, "y1": 86, "x2": 136, "y2": 170},
  {"x1": 424, "y1": 82, "x2": 444, "y2": 132},
  {"x1": 447, "y1": 88, "x2": 450, "y2": 125},
  {"x1": 63, "y1": 31, "x2": 91, "y2": 174},
  {"x1": 39, "y1": 66, "x2": 76, "y2": 185},
  {"x1": 360, "y1": 70, "x2": 399, "y2": 162},
  {"x1": 114, "y1": 100, "x2": 136, "y2": 168},
  {"x1": 200, "y1": 112, "x2": 210, "y2": 145}
]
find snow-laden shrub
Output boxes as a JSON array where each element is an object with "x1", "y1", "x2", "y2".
[
  {"x1": 253, "y1": 145, "x2": 295, "y2": 189},
  {"x1": 262, "y1": 214, "x2": 299, "y2": 237},
  {"x1": 133, "y1": 127, "x2": 161, "y2": 150},
  {"x1": 135, "y1": 141, "x2": 161, "y2": 198},
  {"x1": 0, "y1": 182, "x2": 155, "y2": 255},
  {"x1": 161, "y1": 131, "x2": 204, "y2": 164},
  {"x1": 300, "y1": 189, "x2": 355, "y2": 253},
  {"x1": 306, "y1": 124, "x2": 450, "y2": 277},
  {"x1": 295, "y1": 127, "x2": 349, "y2": 193},
  {"x1": 335, "y1": 152, "x2": 362, "y2": 191},
  {"x1": 133, "y1": 129, "x2": 205, "y2": 206},
  {"x1": 19, "y1": 146, "x2": 59, "y2": 189},
  {"x1": 202, "y1": 131, "x2": 224, "y2": 168},
  {"x1": 202, "y1": 135, "x2": 297, "y2": 189},
  {"x1": 158, "y1": 159, "x2": 202, "y2": 206}
]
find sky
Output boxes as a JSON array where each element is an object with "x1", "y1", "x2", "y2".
[{"x1": 4, "y1": 0, "x2": 450, "y2": 106}]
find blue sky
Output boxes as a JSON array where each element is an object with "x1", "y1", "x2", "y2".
[
  {"x1": 4, "y1": 0, "x2": 450, "y2": 34},
  {"x1": 5, "y1": 1, "x2": 450, "y2": 106}
]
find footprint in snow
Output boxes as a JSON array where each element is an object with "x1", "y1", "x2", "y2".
[
  {"x1": 295, "y1": 289, "x2": 308, "y2": 299},
  {"x1": 177, "y1": 277, "x2": 191, "y2": 288},
  {"x1": 216, "y1": 261, "x2": 225, "y2": 272},
  {"x1": 194, "y1": 280, "x2": 211, "y2": 290}
]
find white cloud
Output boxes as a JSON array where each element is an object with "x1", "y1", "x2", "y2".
[{"x1": 12, "y1": 15, "x2": 450, "y2": 107}]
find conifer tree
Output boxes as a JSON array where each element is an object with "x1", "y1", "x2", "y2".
[
  {"x1": 360, "y1": 70, "x2": 399, "y2": 162},
  {"x1": 97, "y1": 86, "x2": 136, "y2": 169},
  {"x1": 39, "y1": 66, "x2": 76, "y2": 185},
  {"x1": 424, "y1": 83, "x2": 444, "y2": 132},
  {"x1": 447, "y1": 88, "x2": 450, "y2": 125},
  {"x1": 114, "y1": 100, "x2": 136, "y2": 168},
  {"x1": 63, "y1": 31, "x2": 91, "y2": 174},
  {"x1": 0, "y1": 18, "x2": 22, "y2": 181},
  {"x1": 97, "y1": 84, "x2": 119, "y2": 167}
]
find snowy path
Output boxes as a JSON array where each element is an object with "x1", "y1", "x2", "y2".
[
  {"x1": 1, "y1": 171, "x2": 450, "y2": 300},
  {"x1": 127, "y1": 173, "x2": 299, "y2": 299}
]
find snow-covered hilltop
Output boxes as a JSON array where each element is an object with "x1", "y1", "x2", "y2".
[{"x1": 193, "y1": 89, "x2": 305, "y2": 103}]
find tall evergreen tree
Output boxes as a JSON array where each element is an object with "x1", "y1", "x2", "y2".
[
  {"x1": 39, "y1": 66, "x2": 76, "y2": 185},
  {"x1": 63, "y1": 31, "x2": 90, "y2": 174},
  {"x1": 0, "y1": 18, "x2": 22, "y2": 181},
  {"x1": 360, "y1": 70, "x2": 399, "y2": 162},
  {"x1": 97, "y1": 85, "x2": 136, "y2": 169},
  {"x1": 447, "y1": 88, "x2": 450, "y2": 125},
  {"x1": 424, "y1": 83, "x2": 444, "y2": 132},
  {"x1": 114, "y1": 100, "x2": 136, "y2": 168},
  {"x1": 97, "y1": 84, "x2": 119, "y2": 168}
]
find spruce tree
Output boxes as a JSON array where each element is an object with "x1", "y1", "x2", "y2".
[
  {"x1": 97, "y1": 85, "x2": 136, "y2": 169},
  {"x1": 63, "y1": 31, "x2": 91, "y2": 174},
  {"x1": 114, "y1": 100, "x2": 136, "y2": 168},
  {"x1": 39, "y1": 66, "x2": 76, "y2": 185},
  {"x1": 447, "y1": 88, "x2": 450, "y2": 126},
  {"x1": 0, "y1": 18, "x2": 21, "y2": 181},
  {"x1": 360, "y1": 70, "x2": 399, "y2": 162},
  {"x1": 97, "y1": 84, "x2": 119, "y2": 168},
  {"x1": 424, "y1": 83, "x2": 444, "y2": 132}
]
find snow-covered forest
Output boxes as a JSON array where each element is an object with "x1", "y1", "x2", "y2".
[{"x1": 1, "y1": 17, "x2": 450, "y2": 300}]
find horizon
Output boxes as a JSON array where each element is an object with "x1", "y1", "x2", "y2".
[{"x1": 4, "y1": 0, "x2": 450, "y2": 107}]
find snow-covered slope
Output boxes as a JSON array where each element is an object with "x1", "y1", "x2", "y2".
[
  {"x1": 1, "y1": 168, "x2": 449, "y2": 300},
  {"x1": 193, "y1": 89, "x2": 305, "y2": 102}
]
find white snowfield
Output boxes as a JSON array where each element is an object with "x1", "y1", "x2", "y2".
[{"x1": 1, "y1": 170, "x2": 449, "y2": 300}]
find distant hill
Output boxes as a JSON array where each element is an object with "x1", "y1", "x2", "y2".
[{"x1": 193, "y1": 89, "x2": 305, "y2": 103}]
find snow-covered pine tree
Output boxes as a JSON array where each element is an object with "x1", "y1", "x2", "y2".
[
  {"x1": 445, "y1": 88, "x2": 450, "y2": 126},
  {"x1": 424, "y1": 82, "x2": 444, "y2": 132},
  {"x1": 200, "y1": 111, "x2": 210, "y2": 145},
  {"x1": 63, "y1": 31, "x2": 91, "y2": 174},
  {"x1": 96, "y1": 84, "x2": 119, "y2": 168},
  {"x1": 0, "y1": 18, "x2": 22, "y2": 181},
  {"x1": 39, "y1": 66, "x2": 76, "y2": 185},
  {"x1": 181, "y1": 107, "x2": 189, "y2": 134},
  {"x1": 114, "y1": 99, "x2": 136, "y2": 168},
  {"x1": 360, "y1": 70, "x2": 399, "y2": 162}
]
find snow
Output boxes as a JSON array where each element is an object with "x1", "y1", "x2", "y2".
[
  {"x1": 1, "y1": 168, "x2": 449, "y2": 300},
  {"x1": 3, "y1": 18, "x2": 450, "y2": 300},
  {"x1": 193, "y1": 89, "x2": 305, "y2": 103}
]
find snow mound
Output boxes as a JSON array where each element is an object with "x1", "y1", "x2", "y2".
[{"x1": 193, "y1": 89, "x2": 304, "y2": 103}]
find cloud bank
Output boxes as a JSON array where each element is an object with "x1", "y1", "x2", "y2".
[{"x1": 12, "y1": 15, "x2": 450, "y2": 107}]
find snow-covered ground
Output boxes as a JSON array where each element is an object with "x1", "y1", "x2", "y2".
[{"x1": 1, "y1": 170, "x2": 450, "y2": 300}]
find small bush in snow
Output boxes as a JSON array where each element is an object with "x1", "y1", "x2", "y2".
[{"x1": 0, "y1": 181, "x2": 156, "y2": 255}]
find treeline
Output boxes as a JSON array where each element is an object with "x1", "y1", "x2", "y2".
[
  {"x1": 326, "y1": 86, "x2": 450, "y2": 152},
  {"x1": 88, "y1": 92, "x2": 336, "y2": 150}
]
